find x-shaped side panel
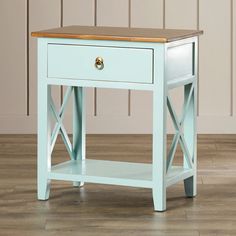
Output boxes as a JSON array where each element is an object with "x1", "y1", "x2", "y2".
[
  {"x1": 50, "y1": 86, "x2": 74, "y2": 160},
  {"x1": 166, "y1": 84, "x2": 194, "y2": 173}
]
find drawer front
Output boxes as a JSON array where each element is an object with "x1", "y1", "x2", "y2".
[
  {"x1": 166, "y1": 43, "x2": 194, "y2": 81},
  {"x1": 47, "y1": 44, "x2": 153, "y2": 84}
]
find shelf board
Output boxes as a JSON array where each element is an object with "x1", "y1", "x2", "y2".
[{"x1": 49, "y1": 159, "x2": 193, "y2": 188}]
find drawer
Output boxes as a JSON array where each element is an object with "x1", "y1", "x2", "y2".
[
  {"x1": 166, "y1": 43, "x2": 194, "y2": 81},
  {"x1": 47, "y1": 44, "x2": 153, "y2": 84}
]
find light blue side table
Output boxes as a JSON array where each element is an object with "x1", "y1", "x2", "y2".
[{"x1": 32, "y1": 26, "x2": 203, "y2": 211}]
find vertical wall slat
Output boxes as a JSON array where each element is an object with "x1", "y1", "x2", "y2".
[
  {"x1": 29, "y1": 0, "x2": 61, "y2": 115},
  {"x1": 131, "y1": 0, "x2": 164, "y2": 28},
  {"x1": 63, "y1": 0, "x2": 95, "y2": 26},
  {"x1": 63, "y1": 0, "x2": 95, "y2": 132},
  {"x1": 97, "y1": 0, "x2": 129, "y2": 27},
  {"x1": 233, "y1": 0, "x2": 236, "y2": 116},
  {"x1": 96, "y1": 0, "x2": 129, "y2": 117},
  {"x1": 0, "y1": 0, "x2": 27, "y2": 115},
  {"x1": 199, "y1": 0, "x2": 231, "y2": 116},
  {"x1": 130, "y1": 0, "x2": 163, "y2": 133},
  {"x1": 165, "y1": 0, "x2": 197, "y2": 29}
]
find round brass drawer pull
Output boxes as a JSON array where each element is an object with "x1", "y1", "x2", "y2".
[{"x1": 95, "y1": 57, "x2": 104, "y2": 70}]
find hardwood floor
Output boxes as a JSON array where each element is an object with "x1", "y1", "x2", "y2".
[{"x1": 0, "y1": 134, "x2": 236, "y2": 236}]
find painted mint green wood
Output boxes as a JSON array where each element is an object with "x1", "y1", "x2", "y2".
[
  {"x1": 50, "y1": 86, "x2": 73, "y2": 155},
  {"x1": 166, "y1": 43, "x2": 193, "y2": 81},
  {"x1": 37, "y1": 36, "x2": 198, "y2": 212},
  {"x1": 50, "y1": 90, "x2": 74, "y2": 160},
  {"x1": 152, "y1": 44, "x2": 167, "y2": 211},
  {"x1": 73, "y1": 87, "x2": 86, "y2": 187},
  {"x1": 48, "y1": 44, "x2": 153, "y2": 84},
  {"x1": 183, "y1": 40, "x2": 198, "y2": 197},
  {"x1": 183, "y1": 82, "x2": 197, "y2": 196},
  {"x1": 48, "y1": 159, "x2": 194, "y2": 189},
  {"x1": 37, "y1": 39, "x2": 51, "y2": 200}
]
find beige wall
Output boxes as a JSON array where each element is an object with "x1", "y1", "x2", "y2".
[{"x1": 0, "y1": 0, "x2": 235, "y2": 134}]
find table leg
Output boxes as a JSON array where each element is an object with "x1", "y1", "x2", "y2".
[
  {"x1": 37, "y1": 81, "x2": 51, "y2": 200},
  {"x1": 152, "y1": 48, "x2": 167, "y2": 211},
  {"x1": 73, "y1": 87, "x2": 86, "y2": 187},
  {"x1": 183, "y1": 82, "x2": 197, "y2": 197}
]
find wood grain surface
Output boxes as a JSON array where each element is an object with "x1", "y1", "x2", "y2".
[
  {"x1": 0, "y1": 134, "x2": 236, "y2": 235},
  {"x1": 31, "y1": 25, "x2": 203, "y2": 42}
]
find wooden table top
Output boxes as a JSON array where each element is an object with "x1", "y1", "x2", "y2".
[{"x1": 31, "y1": 25, "x2": 203, "y2": 43}]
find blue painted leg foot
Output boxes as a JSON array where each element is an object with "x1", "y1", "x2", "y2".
[
  {"x1": 152, "y1": 188, "x2": 166, "y2": 212},
  {"x1": 184, "y1": 176, "x2": 197, "y2": 198},
  {"x1": 38, "y1": 180, "x2": 50, "y2": 200},
  {"x1": 73, "y1": 181, "x2": 84, "y2": 187},
  {"x1": 73, "y1": 87, "x2": 86, "y2": 188}
]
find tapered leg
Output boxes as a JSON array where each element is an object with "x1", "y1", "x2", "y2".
[
  {"x1": 73, "y1": 87, "x2": 86, "y2": 187},
  {"x1": 37, "y1": 81, "x2": 51, "y2": 200},
  {"x1": 152, "y1": 90, "x2": 167, "y2": 211},
  {"x1": 183, "y1": 82, "x2": 197, "y2": 197},
  {"x1": 152, "y1": 46, "x2": 167, "y2": 211}
]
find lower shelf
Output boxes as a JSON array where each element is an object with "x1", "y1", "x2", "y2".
[{"x1": 49, "y1": 159, "x2": 194, "y2": 188}]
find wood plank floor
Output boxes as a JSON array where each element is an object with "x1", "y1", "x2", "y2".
[{"x1": 0, "y1": 134, "x2": 236, "y2": 236}]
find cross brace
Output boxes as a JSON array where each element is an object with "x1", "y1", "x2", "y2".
[
  {"x1": 166, "y1": 83, "x2": 194, "y2": 174},
  {"x1": 50, "y1": 86, "x2": 74, "y2": 159}
]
